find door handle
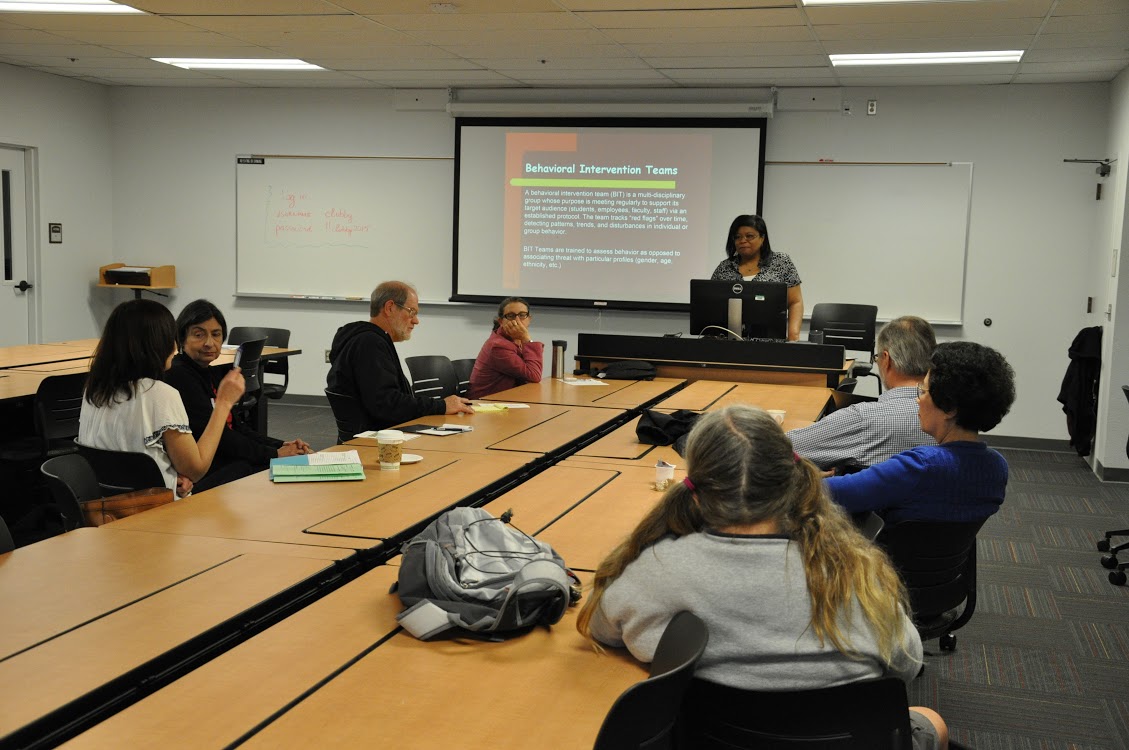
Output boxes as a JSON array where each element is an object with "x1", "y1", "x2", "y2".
[{"x1": 15, "y1": 280, "x2": 33, "y2": 292}]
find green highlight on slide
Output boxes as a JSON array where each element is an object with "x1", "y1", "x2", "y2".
[{"x1": 510, "y1": 178, "x2": 677, "y2": 189}]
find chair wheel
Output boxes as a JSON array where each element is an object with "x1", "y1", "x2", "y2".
[
  {"x1": 1101, "y1": 554, "x2": 1119, "y2": 569},
  {"x1": 1097, "y1": 539, "x2": 1111, "y2": 552},
  {"x1": 939, "y1": 634, "x2": 957, "y2": 651},
  {"x1": 1111, "y1": 570, "x2": 1128, "y2": 586}
]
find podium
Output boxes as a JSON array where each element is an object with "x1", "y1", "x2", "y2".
[{"x1": 576, "y1": 333, "x2": 849, "y2": 388}]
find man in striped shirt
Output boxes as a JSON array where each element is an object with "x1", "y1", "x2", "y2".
[{"x1": 789, "y1": 316, "x2": 937, "y2": 471}]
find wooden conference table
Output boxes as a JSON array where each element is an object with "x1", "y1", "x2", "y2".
[
  {"x1": 482, "y1": 375, "x2": 685, "y2": 409},
  {"x1": 0, "y1": 529, "x2": 351, "y2": 747},
  {"x1": 0, "y1": 344, "x2": 301, "y2": 403},
  {"x1": 348, "y1": 401, "x2": 631, "y2": 457},
  {"x1": 0, "y1": 339, "x2": 98, "y2": 370},
  {"x1": 21, "y1": 378, "x2": 830, "y2": 749},
  {"x1": 570, "y1": 380, "x2": 832, "y2": 467},
  {"x1": 59, "y1": 566, "x2": 644, "y2": 750},
  {"x1": 103, "y1": 446, "x2": 534, "y2": 551},
  {"x1": 61, "y1": 380, "x2": 825, "y2": 748}
]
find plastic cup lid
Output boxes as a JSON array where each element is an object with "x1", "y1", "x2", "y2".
[{"x1": 375, "y1": 430, "x2": 405, "y2": 442}]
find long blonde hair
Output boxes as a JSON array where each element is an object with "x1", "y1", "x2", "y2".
[{"x1": 576, "y1": 405, "x2": 912, "y2": 665}]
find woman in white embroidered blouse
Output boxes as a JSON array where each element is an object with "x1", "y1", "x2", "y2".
[{"x1": 78, "y1": 299, "x2": 245, "y2": 497}]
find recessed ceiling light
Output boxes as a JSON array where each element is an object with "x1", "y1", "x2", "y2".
[
  {"x1": 830, "y1": 51, "x2": 1024, "y2": 66},
  {"x1": 152, "y1": 58, "x2": 326, "y2": 71},
  {"x1": 0, "y1": 0, "x2": 143, "y2": 11}
]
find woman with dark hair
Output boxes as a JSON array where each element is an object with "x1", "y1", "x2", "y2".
[
  {"x1": 578, "y1": 405, "x2": 947, "y2": 749},
  {"x1": 165, "y1": 299, "x2": 311, "y2": 492},
  {"x1": 710, "y1": 214, "x2": 804, "y2": 340},
  {"x1": 78, "y1": 298, "x2": 245, "y2": 497},
  {"x1": 467, "y1": 296, "x2": 544, "y2": 399},
  {"x1": 826, "y1": 341, "x2": 1017, "y2": 523}
]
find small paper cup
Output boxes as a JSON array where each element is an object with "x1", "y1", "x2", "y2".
[{"x1": 376, "y1": 429, "x2": 405, "y2": 471}]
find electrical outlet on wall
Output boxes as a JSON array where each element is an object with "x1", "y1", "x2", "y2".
[{"x1": 867, "y1": 99, "x2": 877, "y2": 115}]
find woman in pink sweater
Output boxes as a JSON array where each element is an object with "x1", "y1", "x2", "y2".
[{"x1": 468, "y1": 297, "x2": 544, "y2": 399}]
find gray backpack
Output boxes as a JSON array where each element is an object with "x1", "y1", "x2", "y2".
[{"x1": 394, "y1": 507, "x2": 576, "y2": 641}]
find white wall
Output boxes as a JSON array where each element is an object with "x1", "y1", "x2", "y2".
[
  {"x1": 1094, "y1": 67, "x2": 1129, "y2": 472},
  {"x1": 105, "y1": 83, "x2": 1113, "y2": 442},
  {"x1": 0, "y1": 63, "x2": 114, "y2": 340},
  {"x1": 771, "y1": 84, "x2": 1111, "y2": 443}
]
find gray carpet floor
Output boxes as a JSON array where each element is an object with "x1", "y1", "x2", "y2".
[{"x1": 268, "y1": 401, "x2": 1129, "y2": 750}]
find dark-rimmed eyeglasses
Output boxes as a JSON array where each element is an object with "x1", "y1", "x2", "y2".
[
  {"x1": 395, "y1": 302, "x2": 419, "y2": 317},
  {"x1": 501, "y1": 312, "x2": 531, "y2": 321}
]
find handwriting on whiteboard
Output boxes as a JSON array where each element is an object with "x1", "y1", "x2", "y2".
[{"x1": 266, "y1": 186, "x2": 372, "y2": 244}]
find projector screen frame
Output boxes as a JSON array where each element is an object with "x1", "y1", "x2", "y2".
[{"x1": 451, "y1": 116, "x2": 767, "y2": 312}]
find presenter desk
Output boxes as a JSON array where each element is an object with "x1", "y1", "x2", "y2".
[
  {"x1": 576, "y1": 333, "x2": 849, "y2": 388},
  {"x1": 0, "y1": 529, "x2": 350, "y2": 748},
  {"x1": 482, "y1": 376, "x2": 684, "y2": 409}
]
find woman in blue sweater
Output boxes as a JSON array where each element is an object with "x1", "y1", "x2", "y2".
[{"x1": 825, "y1": 341, "x2": 1016, "y2": 524}]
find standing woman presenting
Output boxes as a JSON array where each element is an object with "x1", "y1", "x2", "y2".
[{"x1": 711, "y1": 214, "x2": 804, "y2": 341}]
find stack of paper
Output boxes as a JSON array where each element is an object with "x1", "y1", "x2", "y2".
[{"x1": 270, "y1": 449, "x2": 365, "y2": 483}]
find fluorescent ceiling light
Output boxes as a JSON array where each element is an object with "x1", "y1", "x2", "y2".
[
  {"x1": 805, "y1": 0, "x2": 984, "y2": 5},
  {"x1": 830, "y1": 51, "x2": 1023, "y2": 66},
  {"x1": 153, "y1": 58, "x2": 326, "y2": 71},
  {"x1": 0, "y1": 0, "x2": 143, "y2": 12}
]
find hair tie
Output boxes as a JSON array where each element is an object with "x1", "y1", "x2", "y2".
[
  {"x1": 683, "y1": 477, "x2": 696, "y2": 491},
  {"x1": 793, "y1": 452, "x2": 801, "y2": 464}
]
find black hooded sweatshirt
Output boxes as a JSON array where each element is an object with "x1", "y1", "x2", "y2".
[{"x1": 325, "y1": 321, "x2": 444, "y2": 431}]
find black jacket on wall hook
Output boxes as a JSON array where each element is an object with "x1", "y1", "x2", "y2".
[{"x1": 1057, "y1": 326, "x2": 1102, "y2": 457}]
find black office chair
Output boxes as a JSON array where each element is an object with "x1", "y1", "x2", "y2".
[
  {"x1": 405, "y1": 355, "x2": 459, "y2": 402},
  {"x1": 0, "y1": 371, "x2": 86, "y2": 463},
  {"x1": 325, "y1": 389, "x2": 367, "y2": 444},
  {"x1": 76, "y1": 444, "x2": 167, "y2": 496},
  {"x1": 452, "y1": 358, "x2": 476, "y2": 398},
  {"x1": 678, "y1": 677, "x2": 912, "y2": 749},
  {"x1": 229, "y1": 326, "x2": 290, "y2": 400},
  {"x1": 592, "y1": 610, "x2": 709, "y2": 750},
  {"x1": 228, "y1": 337, "x2": 267, "y2": 434},
  {"x1": 809, "y1": 303, "x2": 881, "y2": 393},
  {"x1": 40, "y1": 453, "x2": 100, "y2": 531},
  {"x1": 1096, "y1": 385, "x2": 1129, "y2": 585},
  {"x1": 878, "y1": 518, "x2": 986, "y2": 651},
  {"x1": 0, "y1": 514, "x2": 14, "y2": 554}
]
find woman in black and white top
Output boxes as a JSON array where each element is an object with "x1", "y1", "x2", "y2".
[{"x1": 710, "y1": 214, "x2": 803, "y2": 340}]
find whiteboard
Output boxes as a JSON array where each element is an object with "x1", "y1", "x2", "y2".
[
  {"x1": 235, "y1": 155, "x2": 453, "y2": 300},
  {"x1": 762, "y1": 162, "x2": 972, "y2": 323}
]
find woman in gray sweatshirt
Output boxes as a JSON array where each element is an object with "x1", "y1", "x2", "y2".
[{"x1": 578, "y1": 405, "x2": 948, "y2": 750}]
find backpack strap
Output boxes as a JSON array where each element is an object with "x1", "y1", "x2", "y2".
[{"x1": 397, "y1": 599, "x2": 459, "y2": 640}]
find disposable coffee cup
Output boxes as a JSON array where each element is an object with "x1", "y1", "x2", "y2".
[
  {"x1": 767, "y1": 409, "x2": 786, "y2": 425},
  {"x1": 376, "y1": 429, "x2": 405, "y2": 471},
  {"x1": 654, "y1": 460, "x2": 675, "y2": 491}
]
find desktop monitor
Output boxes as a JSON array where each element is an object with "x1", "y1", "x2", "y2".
[{"x1": 689, "y1": 279, "x2": 788, "y2": 340}]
